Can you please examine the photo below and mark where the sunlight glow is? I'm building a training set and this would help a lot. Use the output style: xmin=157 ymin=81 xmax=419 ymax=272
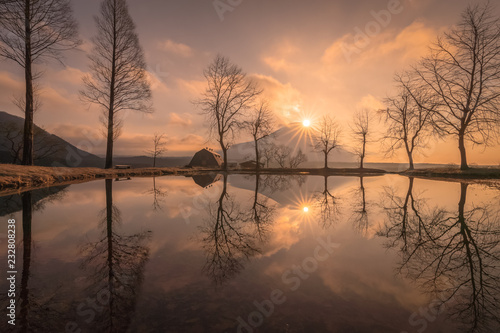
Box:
xmin=302 ymin=119 xmax=311 ymax=127
xmin=303 ymin=206 xmax=309 ymax=213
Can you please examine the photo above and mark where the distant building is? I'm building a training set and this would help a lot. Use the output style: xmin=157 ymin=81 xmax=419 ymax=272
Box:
xmin=240 ymin=160 xmax=264 ymax=169
xmin=188 ymin=148 xmax=223 ymax=168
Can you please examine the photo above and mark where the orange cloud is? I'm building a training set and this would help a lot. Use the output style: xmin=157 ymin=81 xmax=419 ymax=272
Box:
xmin=250 ymin=74 xmax=303 ymax=124
xmin=168 ymin=112 xmax=193 ymax=127
xmin=158 ymin=39 xmax=193 ymax=57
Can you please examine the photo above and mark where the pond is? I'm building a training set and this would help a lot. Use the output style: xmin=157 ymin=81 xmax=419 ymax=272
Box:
xmin=0 ymin=174 xmax=499 ymax=333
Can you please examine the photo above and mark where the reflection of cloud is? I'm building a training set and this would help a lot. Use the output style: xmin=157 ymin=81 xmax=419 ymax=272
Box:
xmin=168 ymin=112 xmax=192 ymax=127
xmin=158 ymin=39 xmax=193 ymax=57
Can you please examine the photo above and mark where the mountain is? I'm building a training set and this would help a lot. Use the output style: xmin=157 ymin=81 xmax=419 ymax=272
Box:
xmin=0 ymin=111 xmax=103 ymax=167
xmin=0 ymin=111 xmax=191 ymax=168
xmin=228 ymin=122 xmax=356 ymax=165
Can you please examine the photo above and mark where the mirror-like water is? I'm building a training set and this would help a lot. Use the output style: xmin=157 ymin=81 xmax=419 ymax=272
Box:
xmin=0 ymin=174 xmax=499 ymax=333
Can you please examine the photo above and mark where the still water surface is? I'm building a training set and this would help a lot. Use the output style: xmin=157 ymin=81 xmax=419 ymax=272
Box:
xmin=0 ymin=174 xmax=499 ymax=333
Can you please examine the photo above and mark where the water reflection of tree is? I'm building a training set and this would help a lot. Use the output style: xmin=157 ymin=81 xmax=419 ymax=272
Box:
xmin=250 ymin=174 xmax=276 ymax=241
xmin=201 ymin=174 xmax=273 ymax=285
xmin=378 ymin=180 xmax=500 ymax=332
xmin=12 ymin=188 xmax=67 ymax=332
xmin=349 ymin=177 xmax=371 ymax=234
xmin=263 ymin=174 xmax=306 ymax=193
xmin=80 ymin=179 xmax=151 ymax=332
xmin=314 ymin=176 xmax=340 ymax=229
xmin=143 ymin=177 xmax=167 ymax=211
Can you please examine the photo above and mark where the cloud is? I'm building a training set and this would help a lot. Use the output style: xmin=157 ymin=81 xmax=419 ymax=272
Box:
xmin=250 ymin=74 xmax=303 ymax=123
xmin=322 ymin=20 xmax=438 ymax=68
xmin=357 ymin=94 xmax=385 ymax=111
xmin=158 ymin=39 xmax=193 ymax=57
xmin=168 ymin=112 xmax=192 ymax=127
xmin=176 ymin=78 xmax=206 ymax=96
xmin=261 ymin=40 xmax=300 ymax=73
xmin=48 ymin=122 xmax=205 ymax=156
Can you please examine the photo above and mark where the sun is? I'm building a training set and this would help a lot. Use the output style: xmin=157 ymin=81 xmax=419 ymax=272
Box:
xmin=302 ymin=119 xmax=311 ymax=127
xmin=303 ymin=206 xmax=310 ymax=213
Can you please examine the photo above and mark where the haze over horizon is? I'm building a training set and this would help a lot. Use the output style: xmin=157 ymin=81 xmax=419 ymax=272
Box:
xmin=1 ymin=0 xmax=499 ymax=165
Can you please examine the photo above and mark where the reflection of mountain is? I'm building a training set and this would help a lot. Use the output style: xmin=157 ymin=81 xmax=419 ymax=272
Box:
xmin=228 ymin=123 xmax=356 ymax=163
xmin=228 ymin=174 xmax=357 ymax=207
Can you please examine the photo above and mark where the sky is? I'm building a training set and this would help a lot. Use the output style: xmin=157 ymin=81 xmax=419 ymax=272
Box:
xmin=0 ymin=0 xmax=499 ymax=164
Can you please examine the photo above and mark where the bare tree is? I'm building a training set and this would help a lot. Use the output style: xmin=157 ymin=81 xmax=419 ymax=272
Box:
xmin=243 ymin=100 xmax=275 ymax=170
xmin=380 ymin=73 xmax=434 ymax=170
xmin=312 ymin=115 xmax=342 ymax=169
xmin=261 ymin=142 xmax=276 ymax=168
xmin=0 ymin=122 xmax=63 ymax=164
xmin=196 ymin=55 xmax=261 ymax=170
xmin=350 ymin=110 xmax=373 ymax=169
xmin=414 ymin=3 xmax=500 ymax=170
xmin=0 ymin=0 xmax=80 ymax=165
xmin=273 ymin=145 xmax=291 ymax=168
xmin=145 ymin=133 xmax=167 ymax=167
xmin=289 ymin=148 xmax=308 ymax=168
xmin=81 ymin=0 xmax=153 ymax=169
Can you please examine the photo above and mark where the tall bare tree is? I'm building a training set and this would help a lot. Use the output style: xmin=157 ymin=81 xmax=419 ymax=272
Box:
xmin=414 ymin=3 xmax=500 ymax=170
xmin=145 ymin=133 xmax=167 ymax=167
xmin=197 ymin=55 xmax=261 ymax=170
xmin=0 ymin=0 xmax=80 ymax=165
xmin=350 ymin=110 xmax=373 ymax=169
xmin=243 ymin=100 xmax=274 ymax=170
xmin=81 ymin=0 xmax=153 ymax=169
xmin=380 ymin=73 xmax=434 ymax=170
xmin=312 ymin=115 xmax=342 ymax=169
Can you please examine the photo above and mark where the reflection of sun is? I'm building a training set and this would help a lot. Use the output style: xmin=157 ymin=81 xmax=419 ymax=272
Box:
xmin=302 ymin=119 xmax=311 ymax=127
xmin=286 ymin=192 xmax=316 ymax=226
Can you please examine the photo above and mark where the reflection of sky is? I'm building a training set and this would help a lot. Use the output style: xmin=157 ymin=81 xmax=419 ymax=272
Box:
xmin=1 ymin=175 xmax=498 ymax=331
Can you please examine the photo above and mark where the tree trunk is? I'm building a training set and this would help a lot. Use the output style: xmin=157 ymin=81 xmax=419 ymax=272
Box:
xmin=153 ymin=155 xmax=156 ymax=167
xmin=105 ymin=109 xmax=114 ymax=169
xmin=458 ymin=131 xmax=468 ymax=170
xmin=105 ymin=2 xmax=118 ymax=170
xmin=324 ymin=152 xmax=328 ymax=169
xmin=222 ymin=146 xmax=228 ymax=171
xmin=407 ymin=149 xmax=414 ymax=170
xmin=360 ymin=134 xmax=366 ymax=169
xmin=22 ymin=0 xmax=34 ymax=166
xmin=254 ymin=137 xmax=260 ymax=171
xmin=404 ymin=140 xmax=414 ymax=170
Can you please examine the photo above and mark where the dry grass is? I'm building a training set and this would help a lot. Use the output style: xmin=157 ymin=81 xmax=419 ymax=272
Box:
xmin=0 ymin=164 xmax=194 ymax=193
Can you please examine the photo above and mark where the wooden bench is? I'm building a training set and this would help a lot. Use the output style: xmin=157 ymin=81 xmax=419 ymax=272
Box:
xmin=114 ymin=165 xmax=131 ymax=169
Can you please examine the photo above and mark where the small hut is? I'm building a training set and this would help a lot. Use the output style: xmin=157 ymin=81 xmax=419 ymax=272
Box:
xmin=188 ymin=148 xmax=223 ymax=168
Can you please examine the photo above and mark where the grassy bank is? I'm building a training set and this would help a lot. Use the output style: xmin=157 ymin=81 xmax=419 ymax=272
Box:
xmin=0 ymin=164 xmax=214 ymax=194
xmin=400 ymin=167 xmax=500 ymax=179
